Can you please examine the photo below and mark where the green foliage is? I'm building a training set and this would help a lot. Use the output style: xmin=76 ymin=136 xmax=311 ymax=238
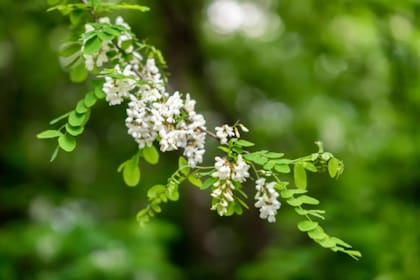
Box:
xmin=37 ymin=81 xmax=105 ymax=160
xmin=118 ymin=151 xmax=141 ymax=187
xmin=143 ymin=145 xmax=159 ymax=165
xmin=137 ymin=157 xmax=189 ymax=226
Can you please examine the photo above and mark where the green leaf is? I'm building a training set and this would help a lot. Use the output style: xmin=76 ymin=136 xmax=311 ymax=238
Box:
xmin=37 ymin=130 xmax=63 ymax=139
xmin=117 ymin=160 xmax=127 ymax=172
xmin=151 ymin=203 xmax=162 ymax=213
xmin=167 ymin=183 xmax=180 ymax=201
xmin=294 ymin=163 xmax=307 ymax=189
xmin=103 ymin=25 xmax=122 ymax=37
xmin=287 ymin=195 xmax=319 ymax=206
xmin=50 ymin=145 xmax=60 ymax=162
xmin=286 ymin=197 xmax=303 ymax=207
xmin=280 ymin=189 xmax=307 ymax=199
xmin=236 ymin=139 xmax=255 ymax=147
xmin=295 ymin=208 xmax=325 ymax=219
xmin=68 ymin=111 xmax=87 ymax=127
xmin=65 ymin=123 xmax=84 ymax=136
xmin=75 ymin=100 xmax=88 ymax=114
xmin=143 ymin=145 xmax=159 ymax=165
xmin=263 ymin=160 xmax=275 ymax=170
xmin=49 ymin=111 xmax=71 ymax=125
xmin=111 ymin=3 xmax=150 ymax=12
xmin=188 ymin=174 xmax=202 ymax=187
xmin=297 ymin=195 xmax=320 ymax=205
xmin=201 ymin=177 xmax=217 ymax=190
xmin=122 ymin=153 xmax=140 ymax=187
xmin=83 ymin=36 xmax=102 ymax=55
xmin=59 ymin=42 xmax=81 ymax=57
xmin=345 ymin=250 xmax=362 ymax=259
xmin=330 ymin=237 xmax=352 ymax=248
xmin=328 ymin=157 xmax=339 ymax=178
xmin=97 ymin=31 xmax=115 ymax=41
xmin=308 ymin=227 xmax=328 ymax=241
xmin=274 ymin=164 xmax=290 ymax=173
xmin=319 ymin=237 xmax=336 ymax=248
xmin=69 ymin=10 xmax=84 ymax=26
xmin=233 ymin=202 xmax=243 ymax=215
xmin=147 ymin=184 xmax=166 ymax=199
xmin=70 ymin=62 xmax=88 ymax=83
xmin=243 ymin=153 xmax=267 ymax=165
xmin=58 ymin=134 xmax=76 ymax=152
xmin=265 ymin=152 xmax=284 ymax=158
xmin=94 ymin=85 xmax=106 ymax=99
xmin=297 ymin=220 xmax=319 ymax=232
xmin=84 ymin=91 xmax=97 ymax=108
xmin=303 ymin=162 xmax=318 ymax=172
xmin=178 ymin=156 xmax=190 ymax=175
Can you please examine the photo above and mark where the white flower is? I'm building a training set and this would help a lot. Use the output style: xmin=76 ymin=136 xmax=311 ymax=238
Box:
xmin=103 ymin=65 xmax=136 ymax=105
xmin=254 ymin=178 xmax=281 ymax=223
xmin=215 ymin=124 xmax=236 ymax=145
xmin=212 ymin=157 xmax=231 ymax=180
xmin=210 ymin=180 xmax=235 ymax=216
xmin=232 ymin=155 xmax=250 ymax=183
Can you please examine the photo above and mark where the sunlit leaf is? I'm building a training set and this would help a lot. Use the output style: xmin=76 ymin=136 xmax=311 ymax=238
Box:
xmin=275 ymin=164 xmax=290 ymax=173
xmin=202 ymin=177 xmax=217 ymax=190
xmin=147 ymin=184 xmax=166 ymax=199
xmin=188 ymin=174 xmax=202 ymax=187
xmin=83 ymin=36 xmax=102 ymax=55
xmin=297 ymin=220 xmax=318 ymax=232
xmin=294 ymin=163 xmax=307 ymax=189
xmin=37 ymin=130 xmax=62 ymax=139
xmin=58 ymin=134 xmax=76 ymax=152
xmin=70 ymin=62 xmax=88 ymax=83
xmin=328 ymin=157 xmax=339 ymax=178
xmin=68 ymin=111 xmax=86 ymax=127
xmin=83 ymin=91 xmax=97 ymax=108
xmin=65 ymin=123 xmax=84 ymax=136
xmin=143 ymin=145 xmax=159 ymax=165
xmin=122 ymin=153 xmax=140 ymax=187
xmin=178 ymin=156 xmax=189 ymax=175
xmin=236 ymin=139 xmax=255 ymax=147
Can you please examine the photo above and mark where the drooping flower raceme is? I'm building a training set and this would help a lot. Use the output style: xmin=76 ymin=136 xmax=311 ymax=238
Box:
xmin=80 ymin=15 xmax=208 ymax=168
xmin=215 ymin=124 xmax=235 ymax=145
xmin=211 ymin=156 xmax=250 ymax=215
xmin=103 ymin=65 xmax=136 ymax=105
xmin=254 ymin=178 xmax=281 ymax=223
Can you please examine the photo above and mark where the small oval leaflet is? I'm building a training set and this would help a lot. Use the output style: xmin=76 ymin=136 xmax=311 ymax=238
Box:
xmin=178 ymin=156 xmax=190 ymax=175
xmin=122 ymin=154 xmax=140 ymax=187
xmin=188 ymin=174 xmax=202 ymax=187
xmin=143 ymin=145 xmax=159 ymax=165
xmin=65 ymin=123 xmax=84 ymax=136
xmin=84 ymin=91 xmax=97 ymax=108
xmin=68 ymin=111 xmax=87 ymax=127
xmin=294 ymin=163 xmax=307 ymax=189
xmin=37 ymin=130 xmax=62 ymax=139
xmin=70 ymin=62 xmax=88 ymax=83
xmin=58 ymin=134 xmax=76 ymax=152
xmin=328 ymin=157 xmax=339 ymax=178
xmin=83 ymin=36 xmax=102 ymax=55
xmin=297 ymin=220 xmax=319 ymax=232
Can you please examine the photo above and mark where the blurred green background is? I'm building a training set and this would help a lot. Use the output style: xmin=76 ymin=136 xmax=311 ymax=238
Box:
xmin=1 ymin=0 xmax=420 ymax=279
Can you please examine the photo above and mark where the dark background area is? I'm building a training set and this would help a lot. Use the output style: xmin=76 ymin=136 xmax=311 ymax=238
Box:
xmin=1 ymin=0 xmax=420 ymax=279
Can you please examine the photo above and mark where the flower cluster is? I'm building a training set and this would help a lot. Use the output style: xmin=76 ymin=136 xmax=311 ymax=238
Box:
xmin=211 ymin=155 xmax=250 ymax=215
xmin=215 ymin=124 xmax=248 ymax=145
xmin=254 ymin=178 xmax=281 ymax=223
xmin=83 ymin=17 xmax=136 ymax=71
xmin=81 ymin=16 xmax=206 ymax=168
